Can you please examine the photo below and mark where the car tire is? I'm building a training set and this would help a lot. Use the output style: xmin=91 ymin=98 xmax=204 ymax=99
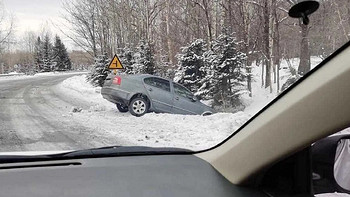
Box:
xmin=202 ymin=112 xmax=213 ymax=116
xmin=129 ymin=97 xmax=149 ymax=117
xmin=116 ymin=103 xmax=129 ymax=113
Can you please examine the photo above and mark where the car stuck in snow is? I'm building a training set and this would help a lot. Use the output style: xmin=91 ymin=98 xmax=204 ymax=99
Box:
xmin=101 ymin=74 xmax=214 ymax=116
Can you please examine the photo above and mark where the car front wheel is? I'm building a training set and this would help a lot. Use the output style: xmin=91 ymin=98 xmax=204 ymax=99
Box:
xmin=116 ymin=103 xmax=129 ymax=113
xmin=129 ymin=97 xmax=149 ymax=117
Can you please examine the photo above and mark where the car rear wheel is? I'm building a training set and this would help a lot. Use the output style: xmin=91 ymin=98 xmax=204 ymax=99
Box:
xmin=202 ymin=112 xmax=213 ymax=116
xmin=116 ymin=103 xmax=128 ymax=113
xmin=129 ymin=97 xmax=149 ymax=117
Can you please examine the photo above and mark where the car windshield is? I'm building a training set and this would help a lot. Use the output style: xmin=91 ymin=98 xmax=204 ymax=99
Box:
xmin=0 ymin=0 xmax=349 ymax=153
xmin=173 ymin=83 xmax=193 ymax=98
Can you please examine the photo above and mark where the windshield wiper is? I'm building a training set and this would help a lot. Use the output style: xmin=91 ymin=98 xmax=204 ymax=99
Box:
xmin=56 ymin=146 xmax=192 ymax=158
xmin=0 ymin=146 xmax=192 ymax=164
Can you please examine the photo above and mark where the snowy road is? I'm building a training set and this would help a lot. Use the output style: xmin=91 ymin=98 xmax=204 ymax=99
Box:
xmin=0 ymin=74 xmax=251 ymax=152
xmin=0 ymin=73 xmax=119 ymax=152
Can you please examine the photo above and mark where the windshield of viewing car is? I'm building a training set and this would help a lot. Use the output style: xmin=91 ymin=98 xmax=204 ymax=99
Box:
xmin=0 ymin=0 xmax=349 ymax=153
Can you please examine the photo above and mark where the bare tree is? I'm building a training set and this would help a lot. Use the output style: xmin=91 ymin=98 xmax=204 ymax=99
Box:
xmin=0 ymin=1 xmax=14 ymax=53
xmin=21 ymin=31 xmax=36 ymax=53
xmin=61 ymin=0 xmax=98 ymax=57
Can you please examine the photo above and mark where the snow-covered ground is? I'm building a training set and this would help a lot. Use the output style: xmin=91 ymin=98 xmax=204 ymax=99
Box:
xmin=52 ymin=57 xmax=328 ymax=150
xmin=56 ymin=75 xmax=249 ymax=150
xmin=0 ymin=71 xmax=88 ymax=82
xmin=0 ymin=57 xmax=330 ymax=150
xmin=242 ymin=57 xmax=323 ymax=116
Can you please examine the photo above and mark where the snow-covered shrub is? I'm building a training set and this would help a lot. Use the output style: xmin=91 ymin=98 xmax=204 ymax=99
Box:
xmin=175 ymin=39 xmax=206 ymax=92
xmin=199 ymin=34 xmax=247 ymax=110
xmin=86 ymin=53 xmax=110 ymax=87
xmin=131 ymin=41 xmax=157 ymax=75
xmin=118 ymin=47 xmax=134 ymax=74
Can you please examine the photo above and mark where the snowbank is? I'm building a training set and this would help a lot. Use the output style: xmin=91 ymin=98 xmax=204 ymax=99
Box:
xmin=242 ymin=56 xmax=323 ymax=116
xmin=58 ymin=75 xmax=115 ymax=110
xmin=0 ymin=71 xmax=88 ymax=82
xmin=57 ymin=75 xmax=249 ymax=150
xmin=0 ymin=74 xmax=33 ymax=81
xmin=34 ymin=71 xmax=89 ymax=76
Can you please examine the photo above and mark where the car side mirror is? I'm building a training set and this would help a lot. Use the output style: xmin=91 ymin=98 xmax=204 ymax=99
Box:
xmin=334 ymin=139 xmax=350 ymax=191
xmin=312 ymin=135 xmax=350 ymax=195
xmin=187 ymin=95 xmax=197 ymax=102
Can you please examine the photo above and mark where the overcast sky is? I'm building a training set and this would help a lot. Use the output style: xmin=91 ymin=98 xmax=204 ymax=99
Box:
xmin=2 ymin=0 xmax=74 ymax=50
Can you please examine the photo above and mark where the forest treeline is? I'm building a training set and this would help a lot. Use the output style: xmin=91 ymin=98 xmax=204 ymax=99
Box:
xmin=0 ymin=0 xmax=348 ymax=110
xmin=64 ymin=0 xmax=350 ymax=95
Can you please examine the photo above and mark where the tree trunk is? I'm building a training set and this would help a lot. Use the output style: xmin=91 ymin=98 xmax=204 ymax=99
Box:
xmin=242 ymin=1 xmax=252 ymax=97
xmin=261 ymin=63 xmax=264 ymax=88
xmin=276 ymin=27 xmax=281 ymax=93
xmin=263 ymin=0 xmax=272 ymax=92
xmin=165 ymin=0 xmax=174 ymax=65
xmin=273 ymin=0 xmax=281 ymax=93
xmin=247 ymin=59 xmax=252 ymax=97
xmin=273 ymin=63 xmax=276 ymax=83
xmin=298 ymin=23 xmax=310 ymax=76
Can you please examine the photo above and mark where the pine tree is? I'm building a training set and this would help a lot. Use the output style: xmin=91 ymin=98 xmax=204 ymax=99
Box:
xmin=118 ymin=47 xmax=134 ymax=74
xmin=175 ymin=39 xmax=206 ymax=92
xmin=34 ymin=36 xmax=43 ymax=72
xmin=86 ymin=53 xmax=110 ymax=87
xmin=52 ymin=35 xmax=72 ymax=71
xmin=132 ymin=41 xmax=156 ymax=75
xmin=210 ymin=34 xmax=247 ymax=109
xmin=196 ymin=34 xmax=247 ymax=109
xmin=142 ymin=42 xmax=156 ymax=75
xmin=196 ymin=49 xmax=220 ymax=101
xmin=41 ymin=34 xmax=54 ymax=72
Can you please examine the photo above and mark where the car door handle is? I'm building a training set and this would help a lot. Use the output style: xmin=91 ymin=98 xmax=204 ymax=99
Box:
xmin=175 ymin=97 xmax=179 ymax=100
xmin=148 ymin=88 xmax=152 ymax=92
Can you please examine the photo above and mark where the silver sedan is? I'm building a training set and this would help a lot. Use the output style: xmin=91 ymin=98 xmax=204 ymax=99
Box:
xmin=101 ymin=74 xmax=214 ymax=117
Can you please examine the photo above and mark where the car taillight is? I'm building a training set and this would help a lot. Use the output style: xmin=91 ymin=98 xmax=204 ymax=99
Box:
xmin=113 ymin=76 xmax=122 ymax=85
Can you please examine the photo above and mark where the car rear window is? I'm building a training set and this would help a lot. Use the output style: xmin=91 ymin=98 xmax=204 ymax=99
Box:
xmin=144 ymin=77 xmax=170 ymax=92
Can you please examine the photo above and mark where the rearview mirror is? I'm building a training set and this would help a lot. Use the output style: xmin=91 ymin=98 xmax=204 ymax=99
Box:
xmin=334 ymin=139 xmax=350 ymax=191
xmin=288 ymin=0 xmax=320 ymax=25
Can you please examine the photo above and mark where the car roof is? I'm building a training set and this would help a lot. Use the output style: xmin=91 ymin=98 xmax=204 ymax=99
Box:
xmin=136 ymin=74 xmax=171 ymax=81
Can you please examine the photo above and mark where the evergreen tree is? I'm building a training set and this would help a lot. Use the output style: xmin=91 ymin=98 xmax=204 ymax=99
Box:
xmin=52 ymin=35 xmax=72 ymax=71
xmin=210 ymin=34 xmax=247 ymax=109
xmin=118 ymin=47 xmax=134 ymax=74
xmin=132 ymin=41 xmax=156 ymax=75
xmin=196 ymin=34 xmax=246 ymax=109
xmin=175 ymin=39 xmax=206 ymax=92
xmin=34 ymin=36 xmax=43 ymax=72
xmin=196 ymin=49 xmax=220 ymax=101
xmin=41 ymin=34 xmax=54 ymax=72
xmin=86 ymin=53 xmax=110 ymax=87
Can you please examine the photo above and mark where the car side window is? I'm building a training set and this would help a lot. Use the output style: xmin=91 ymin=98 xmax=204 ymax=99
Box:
xmin=173 ymin=83 xmax=193 ymax=98
xmin=144 ymin=77 xmax=170 ymax=92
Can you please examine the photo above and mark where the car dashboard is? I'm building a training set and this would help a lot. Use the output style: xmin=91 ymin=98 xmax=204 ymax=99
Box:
xmin=0 ymin=155 xmax=266 ymax=197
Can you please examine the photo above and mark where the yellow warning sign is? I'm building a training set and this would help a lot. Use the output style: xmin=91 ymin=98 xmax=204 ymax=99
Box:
xmin=108 ymin=55 xmax=124 ymax=70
